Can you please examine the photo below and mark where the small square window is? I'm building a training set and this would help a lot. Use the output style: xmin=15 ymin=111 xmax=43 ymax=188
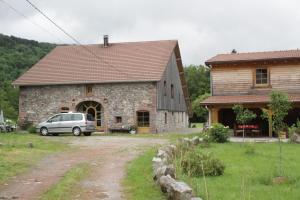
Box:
xmin=115 ymin=116 xmax=122 ymax=123
xmin=255 ymin=68 xmax=269 ymax=85
xmin=86 ymin=85 xmax=93 ymax=96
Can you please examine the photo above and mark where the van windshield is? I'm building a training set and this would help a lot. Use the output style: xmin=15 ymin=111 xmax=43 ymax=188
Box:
xmin=86 ymin=114 xmax=95 ymax=121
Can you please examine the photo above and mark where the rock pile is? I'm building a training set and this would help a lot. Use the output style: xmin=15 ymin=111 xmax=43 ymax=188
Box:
xmin=152 ymin=136 xmax=203 ymax=200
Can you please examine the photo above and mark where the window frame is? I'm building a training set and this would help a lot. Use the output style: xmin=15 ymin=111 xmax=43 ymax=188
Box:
xmin=171 ymin=84 xmax=174 ymax=99
xmin=254 ymin=67 xmax=270 ymax=87
xmin=86 ymin=85 xmax=93 ymax=96
xmin=163 ymin=80 xmax=167 ymax=96
xmin=137 ymin=111 xmax=150 ymax=127
xmin=115 ymin=116 xmax=122 ymax=123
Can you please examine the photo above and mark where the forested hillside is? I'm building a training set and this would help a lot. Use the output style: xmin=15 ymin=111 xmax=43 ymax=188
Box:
xmin=0 ymin=33 xmax=56 ymax=121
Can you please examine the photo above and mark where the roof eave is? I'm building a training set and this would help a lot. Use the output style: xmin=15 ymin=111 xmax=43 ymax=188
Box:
xmin=13 ymin=79 xmax=160 ymax=87
xmin=205 ymin=57 xmax=300 ymax=66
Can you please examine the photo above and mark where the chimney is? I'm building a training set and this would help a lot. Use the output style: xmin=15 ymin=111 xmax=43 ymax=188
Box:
xmin=103 ymin=35 xmax=109 ymax=47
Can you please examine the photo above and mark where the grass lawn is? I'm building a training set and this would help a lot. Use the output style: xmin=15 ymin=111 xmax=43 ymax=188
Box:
xmin=176 ymin=142 xmax=300 ymax=200
xmin=123 ymin=147 xmax=166 ymax=200
xmin=0 ymin=133 xmax=68 ymax=184
xmin=41 ymin=163 xmax=90 ymax=200
xmin=191 ymin=123 xmax=203 ymax=129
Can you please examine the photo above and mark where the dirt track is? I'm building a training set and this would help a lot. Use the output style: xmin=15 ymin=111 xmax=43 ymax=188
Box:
xmin=0 ymin=136 xmax=167 ymax=200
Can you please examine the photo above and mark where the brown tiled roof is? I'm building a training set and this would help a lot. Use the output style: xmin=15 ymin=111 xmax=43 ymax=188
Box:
xmin=13 ymin=40 xmax=178 ymax=86
xmin=205 ymin=49 xmax=300 ymax=65
xmin=201 ymin=94 xmax=300 ymax=105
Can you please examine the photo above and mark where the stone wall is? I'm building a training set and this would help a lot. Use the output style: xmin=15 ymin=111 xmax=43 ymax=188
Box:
xmin=155 ymin=111 xmax=189 ymax=133
xmin=19 ymin=82 xmax=157 ymax=132
xmin=19 ymin=81 xmax=189 ymax=133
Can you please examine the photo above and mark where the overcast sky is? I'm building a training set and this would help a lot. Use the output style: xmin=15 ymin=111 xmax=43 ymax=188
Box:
xmin=1 ymin=0 xmax=300 ymax=65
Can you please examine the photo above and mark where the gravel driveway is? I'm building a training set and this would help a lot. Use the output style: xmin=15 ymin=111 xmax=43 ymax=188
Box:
xmin=0 ymin=136 xmax=167 ymax=200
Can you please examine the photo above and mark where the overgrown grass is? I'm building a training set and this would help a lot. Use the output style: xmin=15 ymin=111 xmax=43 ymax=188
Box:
xmin=175 ymin=142 xmax=300 ymax=200
xmin=0 ymin=133 xmax=68 ymax=183
xmin=123 ymin=148 xmax=166 ymax=200
xmin=41 ymin=163 xmax=90 ymax=200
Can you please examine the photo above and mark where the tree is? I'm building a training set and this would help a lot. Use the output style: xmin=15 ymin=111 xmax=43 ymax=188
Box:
xmin=264 ymin=90 xmax=291 ymax=177
xmin=191 ymin=93 xmax=210 ymax=122
xmin=0 ymin=33 xmax=55 ymax=121
xmin=184 ymin=65 xmax=210 ymax=101
xmin=233 ymin=104 xmax=257 ymax=143
xmin=184 ymin=65 xmax=210 ymax=122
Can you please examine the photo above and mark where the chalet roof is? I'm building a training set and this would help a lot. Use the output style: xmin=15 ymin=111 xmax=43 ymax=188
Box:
xmin=13 ymin=40 xmax=179 ymax=86
xmin=201 ymin=94 xmax=300 ymax=105
xmin=205 ymin=49 xmax=300 ymax=65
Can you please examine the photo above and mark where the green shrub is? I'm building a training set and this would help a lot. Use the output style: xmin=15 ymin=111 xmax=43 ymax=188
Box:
xmin=208 ymin=123 xmax=230 ymax=143
xmin=181 ymin=150 xmax=225 ymax=177
xmin=27 ymin=125 xmax=36 ymax=133
xmin=201 ymin=131 xmax=211 ymax=148
xmin=288 ymin=120 xmax=300 ymax=143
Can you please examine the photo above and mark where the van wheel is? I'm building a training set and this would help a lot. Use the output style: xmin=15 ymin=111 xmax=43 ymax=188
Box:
xmin=73 ymin=127 xmax=81 ymax=136
xmin=40 ymin=127 xmax=48 ymax=136
xmin=83 ymin=132 xmax=91 ymax=136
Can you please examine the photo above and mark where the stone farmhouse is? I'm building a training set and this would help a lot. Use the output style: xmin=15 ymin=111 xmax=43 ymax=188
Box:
xmin=13 ymin=37 xmax=191 ymax=133
xmin=202 ymin=50 xmax=300 ymax=137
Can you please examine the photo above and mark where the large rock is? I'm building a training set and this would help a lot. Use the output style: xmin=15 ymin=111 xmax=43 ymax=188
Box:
xmin=152 ymin=157 xmax=166 ymax=171
xmin=153 ymin=164 xmax=175 ymax=181
xmin=162 ymin=144 xmax=177 ymax=156
xmin=191 ymin=136 xmax=200 ymax=145
xmin=158 ymin=175 xmax=176 ymax=193
xmin=157 ymin=149 xmax=170 ymax=161
xmin=169 ymin=181 xmax=193 ymax=200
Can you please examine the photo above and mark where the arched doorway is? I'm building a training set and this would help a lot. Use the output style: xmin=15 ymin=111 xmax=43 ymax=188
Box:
xmin=76 ymin=101 xmax=103 ymax=129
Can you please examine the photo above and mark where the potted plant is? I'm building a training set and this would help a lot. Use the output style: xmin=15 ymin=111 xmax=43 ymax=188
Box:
xmin=129 ymin=125 xmax=136 ymax=134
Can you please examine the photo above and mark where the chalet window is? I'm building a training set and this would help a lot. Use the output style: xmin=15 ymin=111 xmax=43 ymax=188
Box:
xmin=86 ymin=85 xmax=93 ymax=96
xmin=165 ymin=113 xmax=167 ymax=124
xmin=171 ymin=84 xmax=174 ymax=98
xmin=255 ymin=68 xmax=269 ymax=85
xmin=115 ymin=116 xmax=122 ymax=123
xmin=178 ymin=93 xmax=180 ymax=104
xmin=137 ymin=111 xmax=150 ymax=127
xmin=163 ymin=81 xmax=167 ymax=96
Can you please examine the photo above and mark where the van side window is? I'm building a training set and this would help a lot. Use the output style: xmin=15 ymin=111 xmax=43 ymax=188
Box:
xmin=61 ymin=114 xmax=72 ymax=121
xmin=72 ymin=114 xmax=83 ymax=121
xmin=49 ymin=115 xmax=61 ymax=122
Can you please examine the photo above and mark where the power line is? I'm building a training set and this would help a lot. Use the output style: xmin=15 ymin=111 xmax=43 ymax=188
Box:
xmin=24 ymin=0 xmax=131 ymax=77
xmin=0 ymin=0 xmax=63 ymax=43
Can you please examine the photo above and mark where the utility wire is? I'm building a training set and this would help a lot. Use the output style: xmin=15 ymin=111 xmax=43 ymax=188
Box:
xmin=24 ymin=0 xmax=131 ymax=77
xmin=0 ymin=0 xmax=63 ymax=43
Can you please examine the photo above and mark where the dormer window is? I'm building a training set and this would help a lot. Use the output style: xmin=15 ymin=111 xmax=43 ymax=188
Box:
xmin=255 ymin=68 xmax=269 ymax=85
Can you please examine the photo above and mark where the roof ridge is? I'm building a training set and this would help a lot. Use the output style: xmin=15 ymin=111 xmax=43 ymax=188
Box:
xmin=57 ymin=39 xmax=178 ymax=47
xmin=217 ymin=48 xmax=300 ymax=56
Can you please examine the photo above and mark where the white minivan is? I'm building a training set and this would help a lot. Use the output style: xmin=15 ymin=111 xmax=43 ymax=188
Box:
xmin=36 ymin=113 xmax=96 ymax=136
